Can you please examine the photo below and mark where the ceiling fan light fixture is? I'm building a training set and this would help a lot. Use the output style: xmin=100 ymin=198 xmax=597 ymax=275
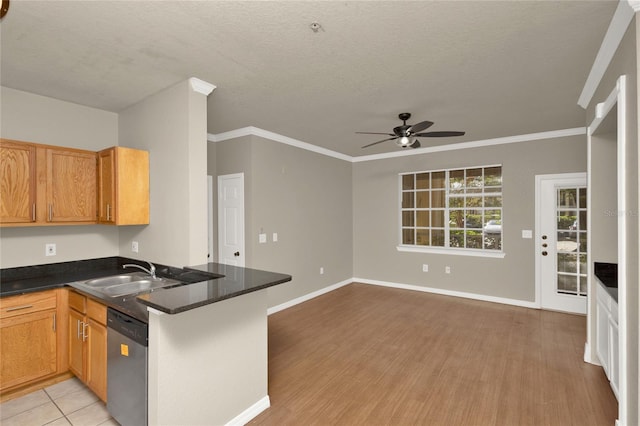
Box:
xmin=396 ymin=135 xmax=416 ymax=147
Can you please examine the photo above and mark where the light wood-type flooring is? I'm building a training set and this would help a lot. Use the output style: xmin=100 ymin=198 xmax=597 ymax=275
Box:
xmin=251 ymin=283 xmax=617 ymax=426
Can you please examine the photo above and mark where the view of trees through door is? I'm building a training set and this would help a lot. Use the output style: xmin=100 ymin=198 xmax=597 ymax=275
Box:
xmin=556 ymin=186 xmax=588 ymax=297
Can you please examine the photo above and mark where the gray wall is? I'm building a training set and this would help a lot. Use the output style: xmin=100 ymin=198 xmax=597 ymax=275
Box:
xmin=210 ymin=136 xmax=353 ymax=308
xmin=590 ymin=126 xmax=618 ymax=264
xmin=0 ymin=87 xmax=120 ymax=268
xmin=353 ymin=136 xmax=586 ymax=302
xmin=118 ymin=80 xmax=210 ymax=267
xmin=586 ymin=17 xmax=638 ymax=424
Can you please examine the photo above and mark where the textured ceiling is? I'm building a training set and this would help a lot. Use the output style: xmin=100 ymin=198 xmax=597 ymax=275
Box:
xmin=1 ymin=1 xmax=617 ymax=157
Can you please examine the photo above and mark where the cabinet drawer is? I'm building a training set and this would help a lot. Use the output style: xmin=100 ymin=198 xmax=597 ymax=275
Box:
xmin=87 ymin=299 xmax=106 ymax=325
xmin=0 ymin=290 xmax=56 ymax=319
xmin=68 ymin=291 xmax=86 ymax=314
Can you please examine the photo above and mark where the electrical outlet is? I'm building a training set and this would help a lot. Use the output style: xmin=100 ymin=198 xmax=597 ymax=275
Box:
xmin=422 ymin=264 xmax=429 ymax=272
xmin=273 ymin=232 xmax=278 ymax=242
xmin=320 ymin=267 xmax=324 ymax=275
xmin=45 ymin=243 xmax=56 ymax=256
xmin=445 ymin=266 xmax=451 ymax=274
xmin=131 ymin=241 xmax=139 ymax=253
xmin=259 ymin=233 xmax=267 ymax=243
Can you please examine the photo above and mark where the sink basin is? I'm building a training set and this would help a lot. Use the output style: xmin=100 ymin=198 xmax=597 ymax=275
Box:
xmin=74 ymin=272 xmax=181 ymax=297
xmin=83 ymin=272 xmax=149 ymax=288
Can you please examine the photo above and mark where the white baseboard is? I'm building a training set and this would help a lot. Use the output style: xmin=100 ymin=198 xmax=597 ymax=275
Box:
xmin=267 ymin=279 xmax=351 ymax=315
xmin=225 ymin=395 xmax=270 ymax=426
xmin=268 ymin=277 xmax=539 ymax=317
xmin=354 ymin=277 xmax=539 ymax=309
xmin=583 ymin=342 xmax=601 ymax=365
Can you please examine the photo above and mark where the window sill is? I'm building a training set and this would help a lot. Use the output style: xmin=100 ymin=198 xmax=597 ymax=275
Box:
xmin=396 ymin=245 xmax=506 ymax=258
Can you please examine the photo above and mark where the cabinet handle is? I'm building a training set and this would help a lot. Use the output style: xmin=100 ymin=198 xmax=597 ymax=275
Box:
xmin=5 ymin=304 xmax=34 ymax=312
xmin=48 ymin=204 xmax=53 ymax=221
xmin=77 ymin=320 xmax=82 ymax=340
xmin=32 ymin=204 xmax=36 ymax=222
xmin=106 ymin=204 xmax=111 ymax=221
xmin=53 ymin=313 xmax=56 ymax=332
xmin=82 ymin=322 xmax=88 ymax=342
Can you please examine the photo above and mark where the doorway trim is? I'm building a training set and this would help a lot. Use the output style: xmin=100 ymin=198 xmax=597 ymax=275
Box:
xmin=586 ymin=75 xmax=627 ymax=424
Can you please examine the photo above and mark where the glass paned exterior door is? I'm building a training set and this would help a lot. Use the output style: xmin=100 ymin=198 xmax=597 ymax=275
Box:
xmin=556 ymin=187 xmax=587 ymax=297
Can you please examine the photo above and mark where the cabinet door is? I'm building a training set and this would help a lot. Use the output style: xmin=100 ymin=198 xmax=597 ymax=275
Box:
xmin=595 ymin=301 xmax=609 ymax=377
xmin=0 ymin=140 xmax=36 ymax=223
xmin=68 ymin=309 xmax=85 ymax=381
xmin=86 ymin=318 xmax=108 ymax=402
xmin=0 ymin=309 xmax=57 ymax=391
xmin=46 ymin=148 xmax=97 ymax=223
xmin=97 ymin=148 xmax=115 ymax=224
xmin=608 ymin=318 xmax=619 ymax=399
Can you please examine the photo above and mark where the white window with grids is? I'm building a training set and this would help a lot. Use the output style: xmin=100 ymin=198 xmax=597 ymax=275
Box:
xmin=399 ymin=165 xmax=503 ymax=257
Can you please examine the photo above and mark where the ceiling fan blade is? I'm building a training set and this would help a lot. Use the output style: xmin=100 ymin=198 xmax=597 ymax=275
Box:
xmin=414 ymin=131 xmax=466 ymax=137
xmin=355 ymin=131 xmax=395 ymax=136
xmin=410 ymin=139 xmax=421 ymax=148
xmin=408 ymin=121 xmax=434 ymax=133
xmin=361 ymin=136 xmax=397 ymax=148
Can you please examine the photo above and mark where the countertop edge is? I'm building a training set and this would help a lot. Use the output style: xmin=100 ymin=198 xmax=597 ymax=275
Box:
xmin=136 ymin=276 xmax=292 ymax=314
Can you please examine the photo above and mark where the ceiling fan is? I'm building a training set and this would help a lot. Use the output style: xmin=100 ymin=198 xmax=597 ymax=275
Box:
xmin=357 ymin=112 xmax=465 ymax=149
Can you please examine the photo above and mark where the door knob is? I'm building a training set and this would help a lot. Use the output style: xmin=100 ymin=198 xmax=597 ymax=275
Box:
xmin=542 ymin=251 xmax=548 ymax=256
xmin=234 ymin=251 xmax=240 ymax=257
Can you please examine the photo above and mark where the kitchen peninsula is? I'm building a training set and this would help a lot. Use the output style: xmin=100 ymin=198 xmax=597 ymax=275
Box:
xmin=0 ymin=257 xmax=292 ymax=425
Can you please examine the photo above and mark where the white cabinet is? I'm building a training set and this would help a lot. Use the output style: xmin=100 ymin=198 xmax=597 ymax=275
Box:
xmin=596 ymin=283 xmax=618 ymax=400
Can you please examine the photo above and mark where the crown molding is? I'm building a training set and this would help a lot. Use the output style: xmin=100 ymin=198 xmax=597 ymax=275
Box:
xmin=189 ymin=77 xmax=216 ymax=96
xmin=628 ymin=0 xmax=640 ymax=12
xmin=578 ymin=1 xmax=635 ymax=108
xmin=209 ymin=126 xmax=586 ymax=164
xmin=209 ymin=126 xmax=352 ymax=162
xmin=352 ymin=127 xmax=586 ymax=163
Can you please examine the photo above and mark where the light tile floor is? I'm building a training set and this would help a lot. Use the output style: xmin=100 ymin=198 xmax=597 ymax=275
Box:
xmin=0 ymin=378 xmax=119 ymax=426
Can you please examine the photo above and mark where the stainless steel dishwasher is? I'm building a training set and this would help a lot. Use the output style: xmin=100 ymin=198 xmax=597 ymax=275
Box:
xmin=107 ymin=308 xmax=148 ymax=426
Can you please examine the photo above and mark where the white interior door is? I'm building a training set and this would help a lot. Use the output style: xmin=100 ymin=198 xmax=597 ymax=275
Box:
xmin=217 ymin=173 xmax=245 ymax=267
xmin=536 ymin=173 xmax=588 ymax=314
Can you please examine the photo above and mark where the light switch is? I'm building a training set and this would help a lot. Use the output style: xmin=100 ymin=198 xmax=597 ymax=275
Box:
xmin=272 ymin=233 xmax=278 ymax=242
xmin=522 ymin=230 xmax=533 ymax=239
xmin=259 ymin=233 xmax=267 ymax=243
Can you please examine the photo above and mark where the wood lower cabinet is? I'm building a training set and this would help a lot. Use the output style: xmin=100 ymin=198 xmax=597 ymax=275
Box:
xmin=97 ymin=146 xmax=149 ymax=225
xmin=0 ymin=290 xmax=64 ymax=393
xmin=68 ymin=291 xmax=107 ymax=402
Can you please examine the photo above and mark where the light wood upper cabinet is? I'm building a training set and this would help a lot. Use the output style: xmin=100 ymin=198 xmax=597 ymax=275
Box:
xmin=0 ymin=140 xmax=37 ymax=224
xmin=46 ymin=148 xmax=97 ymax=223
xmin=97 ymin=146 xmax=149 ymax=225
xmin=1 ymin=139 xmax=97 ymax=226
xmin=1 ymin=139 xmax=149 ymax=227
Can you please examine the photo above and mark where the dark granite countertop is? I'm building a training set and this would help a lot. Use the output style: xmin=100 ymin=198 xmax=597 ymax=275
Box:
xmin=1 ymin=257 xmax=292 ymax=322
xmin=136 ymin=262 xmax=292 ymax=314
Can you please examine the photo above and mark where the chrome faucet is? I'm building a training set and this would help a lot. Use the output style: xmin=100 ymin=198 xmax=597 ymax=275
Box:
xmin=123 ymin=261 xmax=157 ymax=279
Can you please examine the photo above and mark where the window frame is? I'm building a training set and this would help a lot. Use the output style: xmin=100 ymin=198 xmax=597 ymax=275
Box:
xmin=397 ymin=164 xmax=506 ymax=258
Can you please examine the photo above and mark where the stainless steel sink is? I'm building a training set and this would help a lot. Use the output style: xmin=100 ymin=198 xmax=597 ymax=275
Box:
xmin=83 ymin=272 xmax=149 ymax=288
xmin=74 ymin=272 xmax=181 ymax=297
